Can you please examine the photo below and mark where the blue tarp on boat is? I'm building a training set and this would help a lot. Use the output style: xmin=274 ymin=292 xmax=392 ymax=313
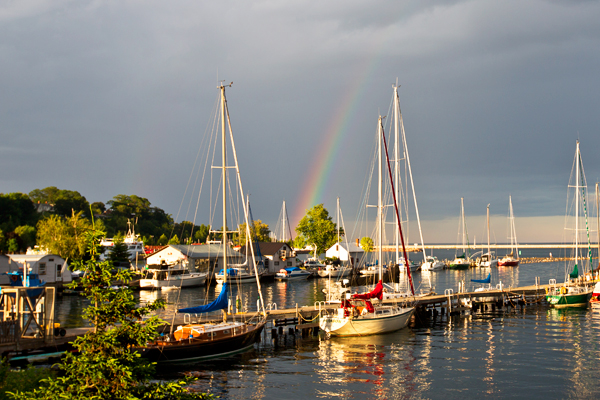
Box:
xmin=177 ymin=283 xmax=229 ymax=314
xmin=218 ymin=268 xmax=239 ymax=276
xmin=471 ymin=273 xmax=491 ymax=284
xmin=284 ymin=267 xmax=302 ymax=272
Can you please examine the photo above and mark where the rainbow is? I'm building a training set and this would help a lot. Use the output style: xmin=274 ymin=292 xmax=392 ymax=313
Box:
xmin=291 ymin=58 xmax=385 ymax=227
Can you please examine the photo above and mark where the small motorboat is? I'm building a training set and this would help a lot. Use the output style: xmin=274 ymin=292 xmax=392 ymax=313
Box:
xmin=275 ymin=267 xmax=311 ymax=281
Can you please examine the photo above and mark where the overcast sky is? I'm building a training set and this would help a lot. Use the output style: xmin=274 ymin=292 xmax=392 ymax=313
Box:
xmin=2 ymin=0 xmax=600 ymax=243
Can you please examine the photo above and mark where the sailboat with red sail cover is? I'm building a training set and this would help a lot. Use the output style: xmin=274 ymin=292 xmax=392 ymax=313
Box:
xmin=319 ymin=114 xmax=415 ymax=337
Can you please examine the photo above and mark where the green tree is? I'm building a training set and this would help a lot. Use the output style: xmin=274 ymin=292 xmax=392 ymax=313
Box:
xmin=295 ymin=204 xmax=338 ymax=256
xmin=157 ymin=234 xmax=169 ymax=246
xmin=0 ymin=193 xmax=38 ymax=233
xmin=360 ymin=236 xmax=374 ymax=253
xmin=29 ymin=187 xmax=89 ymax=217
xmin=14 ymin=225 xmax=36 ymax=251
xmin=109 ymin=234 xmax=130 ymax=264
xmin=168 ymin=234 xmax=180 ymax=245
xmin=236 ymin=220 xmax=271 ymax=246
xmin=6 ymin=238 xmax=18 ymax=254
xmin=36 ymin=212 xmax=94 ymax=260
xmin=292 ymin=235 xmax=306 ymax=249
xmin=90 ymin=201 xmax=106 ymax=216
xmin=193 ymin=224 xmax=210 ymax=243
xmin=9 ymin=227 xmax=211 ymax=399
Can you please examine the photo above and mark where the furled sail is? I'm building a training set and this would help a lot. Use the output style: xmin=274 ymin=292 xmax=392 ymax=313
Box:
xmin=351 ymin=280 xmax=384 ymax=301
xmin=471 ymin=273 xmax=491 ymax=284
xmin=178 ymin=283 xmax=228 ymax=313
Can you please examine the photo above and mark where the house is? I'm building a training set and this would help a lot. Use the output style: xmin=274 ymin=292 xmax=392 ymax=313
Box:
xmin=2 ymin=254 xmax=72 ymax=288
xmin=145 ymin=244 xmax=244 ymax=278
xmin=239 ymin=242 xmax=298 ymax=273
xmin=325 ymin=241 xmax=364 ymax=267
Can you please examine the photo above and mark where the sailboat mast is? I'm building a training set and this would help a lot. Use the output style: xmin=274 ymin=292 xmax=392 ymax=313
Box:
xmin=487 ymin=204 xmax=491 ymax=257
xmin=597 ymin=182 xmax=599 ymax=271
xmin=461 ymin=198 xmax=466 ymax=255
xmin=575 ymin=141 xmax=580 ymax=270
xmin=395 ymin=84 xmax=427 ymax=263
xmin=220 ymin=83 xmax=229 ymax=286
xmin=282 ymin=200 xmax=287 ymax=242
xmin=393 ymin=83 xmax=400 ymax=265
xmin=337 ymin=197 xmax=340 ymax=259
xmin=378 ymin=116 xmax=384 ymax=281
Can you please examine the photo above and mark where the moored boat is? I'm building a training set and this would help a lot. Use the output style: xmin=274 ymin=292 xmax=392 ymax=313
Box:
xmin=545 ymin=141 xmax=593 ymax=308
xmin=275 ymin=267 xmax=311 ymax=280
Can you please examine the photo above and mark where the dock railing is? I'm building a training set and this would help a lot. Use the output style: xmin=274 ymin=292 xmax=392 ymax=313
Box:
xmin=0 ymin=286 xmax=55 ymax=346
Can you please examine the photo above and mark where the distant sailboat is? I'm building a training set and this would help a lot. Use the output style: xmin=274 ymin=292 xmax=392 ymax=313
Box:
xmin=477 ymin=204 xmax=498 ymax=268
xmin=546 ymin=141 xmax=593 ymax=307
xmin=447 ymin=198 xmax=471 ymax=270
xmin=498 ymin=196 xmax=520 ymax=267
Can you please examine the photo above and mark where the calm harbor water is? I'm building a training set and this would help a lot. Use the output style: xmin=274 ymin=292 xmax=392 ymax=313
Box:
xmin=55 ymin=248 xmax=600 ymax=399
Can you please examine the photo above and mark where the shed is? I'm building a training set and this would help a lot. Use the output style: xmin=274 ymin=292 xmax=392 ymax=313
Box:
xmin=3 ymin=254 xmax=72 ymax=288
xmin=325 ymin=242 xmax=364 ymax=266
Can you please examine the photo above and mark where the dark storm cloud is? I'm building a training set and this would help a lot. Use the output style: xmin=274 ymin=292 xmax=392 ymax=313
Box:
xmin=1 ymin=0 xmax=599 ymax=242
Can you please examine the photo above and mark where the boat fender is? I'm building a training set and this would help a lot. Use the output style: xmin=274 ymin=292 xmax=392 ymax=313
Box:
xmin=560 ymin=287 xmax=565 ymax=295
xmin=545 ymin=287 xmax=548 ymax=294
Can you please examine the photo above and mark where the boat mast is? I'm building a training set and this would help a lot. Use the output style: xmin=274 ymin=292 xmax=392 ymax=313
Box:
xmin=378 ymin=116 xmax=384 ymax=282
xmin=220 ymin=83 xmax=229 ymax=289
xmin=337 ymin=197 xmax=340 ymax=259
xmin=393 ymin=83 xmax=400 ymax=265
xmin=282 ymin=200 xmax=287 ymax=242
xmin=575 ymin=141 xmax=580 ymax=273
xmin=394 ymin=82 xmax=427 ymax=264
xmin=487 ymin=204 xmax=491 ymax=258
xmin=597 ymin=182 xmax=599 ymax=272
xmin=461 ymin=198 xmax=466 ymax=256
xmin=220 ymin=82 xmax=266 ymax=314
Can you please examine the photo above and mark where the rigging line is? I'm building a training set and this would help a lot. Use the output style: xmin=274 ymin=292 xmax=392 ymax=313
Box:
xmin=381 ymin=120 xmax=415 ymax=296
xmin=578 ymin=153 xmax=592 ymax=271
xmin=171 ymin=95 xmax=220 ymax=242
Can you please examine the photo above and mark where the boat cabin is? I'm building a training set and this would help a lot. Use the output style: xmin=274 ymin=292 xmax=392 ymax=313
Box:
xmin=145 ymin=244 xmax=244 ymax=279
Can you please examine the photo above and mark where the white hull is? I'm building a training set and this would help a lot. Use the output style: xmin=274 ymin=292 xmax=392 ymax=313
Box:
xmin=215 ymin=273 xmax=259 ymax=284
xmin=421 ymin=261 xmax=444 ymax=271
xmin=320 ymin=305 xmax=414 ymax=336
xmin=275 ymin=270 xmax=311 ymax=280
xmin=478 ymin=259 xmax=499 ymax=268
xmin=317 ymin=267 xmax=350 ymax=278
xmin=140 ymin=273 xmax=206 ymax=289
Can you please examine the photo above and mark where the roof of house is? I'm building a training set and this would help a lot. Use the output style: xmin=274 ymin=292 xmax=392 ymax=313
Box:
xmin=326 ymin=242 xmax=364 ymax=253
xmin=238 ymin=242 xmax=289 ymax=256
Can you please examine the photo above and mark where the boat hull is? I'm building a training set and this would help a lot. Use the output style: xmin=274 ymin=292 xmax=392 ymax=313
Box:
xmin=138 ymin=322 xmax=265 ymax=363
xmin=498 ymin=260 xmax=519 ymax=267
xmin=275 ymin=273 xmax=311 ymax=281
xmin=546 ymin=289 xmax=592 ymax=308
xmin=317 ymin=268 xmax=350 ymax=278
xmin=215 ymin=274 xmax=259 ymax=284
xmin=320 ymin=306 xmax=414 ymax=337
xmin=139 ymin=273 xmax=206 ymax=289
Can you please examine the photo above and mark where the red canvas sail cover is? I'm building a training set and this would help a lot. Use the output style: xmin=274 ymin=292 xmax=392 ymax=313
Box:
xmin=352 ymin=280 xmax=383 ymax=301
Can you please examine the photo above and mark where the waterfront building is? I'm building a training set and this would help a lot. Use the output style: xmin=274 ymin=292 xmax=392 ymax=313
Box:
xmin=1 ymin=254 xmax=72 ymax=288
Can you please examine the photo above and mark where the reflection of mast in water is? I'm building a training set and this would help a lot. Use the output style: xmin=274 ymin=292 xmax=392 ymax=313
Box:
xmin=315 ymin=334 xmax=419 ymax=398
xmin=483 ymin=320 xmax=497 ymax=393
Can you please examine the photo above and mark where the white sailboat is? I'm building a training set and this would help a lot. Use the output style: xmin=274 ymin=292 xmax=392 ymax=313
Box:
xmin=447 ymin=198 xmax=471 ymax=270
xmin=320 ymin=115 xmax=414 ymax=337
xmin=477 ymin=204 xmax=498 ymax=268
xmin=498 ymin=196 xmax=520 ymax=267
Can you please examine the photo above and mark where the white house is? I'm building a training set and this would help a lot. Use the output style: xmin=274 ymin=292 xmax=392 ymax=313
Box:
xmin=325 ymin=242 xmax=364 ymax=267
xmin=2 ymin=254 xmax=72 ymax=288
xmin=238 ymin=242 xmax=298 ymax=274
xmin=145 ymin=244 xmax=244 ymax=278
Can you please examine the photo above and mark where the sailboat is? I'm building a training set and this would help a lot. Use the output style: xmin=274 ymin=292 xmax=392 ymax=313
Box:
xmin=497 ymin=196 xmax=520 ymax=267
xmin=318 ymin=197 xmax=351 ymax=279
xmin=477 ymin=204 xmax=498 ymax=268
xmin=546 ymin=140 xmax=593 ymax=308
xmin=447 ymin=198 xmax=471 ymax=270
xmin=138 ymin=83 xmax=265 ymax=362
xmin=319 ymin=115 xmax=414 ymax=337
